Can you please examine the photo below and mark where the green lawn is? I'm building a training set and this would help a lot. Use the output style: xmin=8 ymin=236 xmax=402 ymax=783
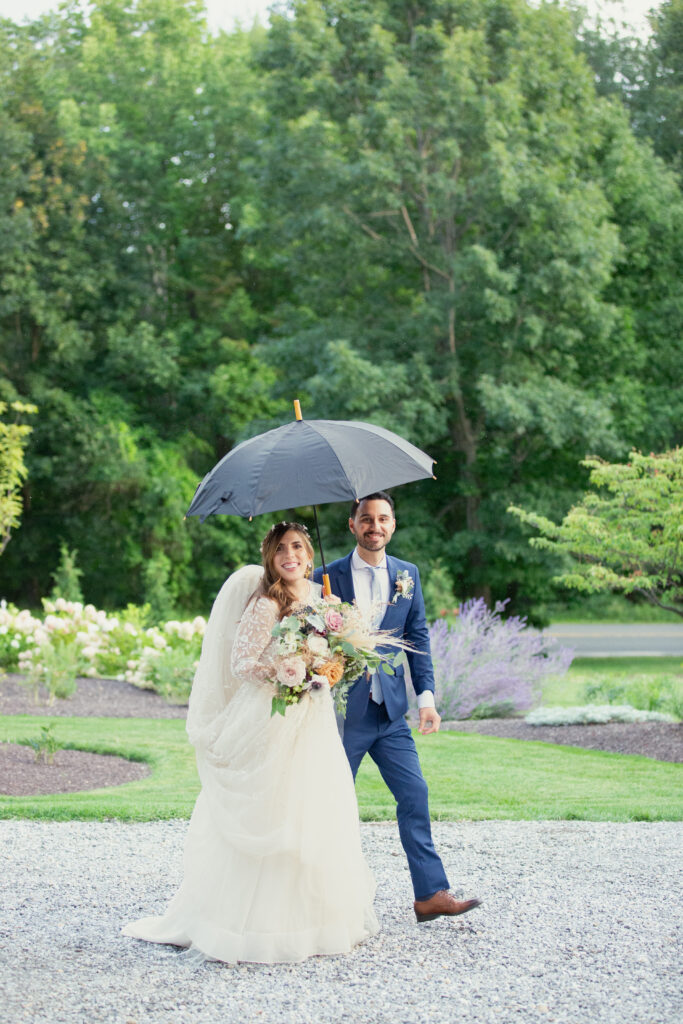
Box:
xmin=358 ymin=731 xmax=682 ymax=822
xmin=2 ymin=714 xmax=680 ymax=823
xmin=0 ymin=716 xmax=198 ymax=820
xmin=541 ymin=656 xmax=683 ymax=709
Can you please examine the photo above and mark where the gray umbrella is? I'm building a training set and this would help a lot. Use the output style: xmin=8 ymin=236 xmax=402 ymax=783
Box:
xmin=186 ymin=405 xmax=435 ymax=584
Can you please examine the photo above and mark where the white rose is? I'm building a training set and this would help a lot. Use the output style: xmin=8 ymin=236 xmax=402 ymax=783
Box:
xmin=307 ymin=635 xmax=330 ymax=657
xmin=279 ymin=634 xmax=299 ymax=655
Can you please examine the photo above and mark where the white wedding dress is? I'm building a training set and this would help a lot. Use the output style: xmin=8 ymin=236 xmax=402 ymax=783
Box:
xmin=122 ymin=567 xmax=378 ymax=964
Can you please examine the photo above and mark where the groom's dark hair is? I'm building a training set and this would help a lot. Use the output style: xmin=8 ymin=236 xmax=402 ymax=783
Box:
xmin=349 ymin=491 xmax=395 ymax=519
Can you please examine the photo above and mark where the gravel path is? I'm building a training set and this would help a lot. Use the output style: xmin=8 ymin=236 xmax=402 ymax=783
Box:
xmin=1 ymin=820 xmax=681 ymax=1024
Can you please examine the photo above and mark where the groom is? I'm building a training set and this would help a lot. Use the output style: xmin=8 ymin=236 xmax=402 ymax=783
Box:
xmin=315 ymin=492 xmax=480 ymax=922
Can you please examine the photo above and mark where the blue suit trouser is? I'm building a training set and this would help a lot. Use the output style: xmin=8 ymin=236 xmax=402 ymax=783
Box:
xmin=343 ymin=700 xmax=450 ymax=901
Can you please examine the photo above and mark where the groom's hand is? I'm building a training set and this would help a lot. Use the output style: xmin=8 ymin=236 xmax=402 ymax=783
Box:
xmin=418 ymin=707 xmax=441 ymax=735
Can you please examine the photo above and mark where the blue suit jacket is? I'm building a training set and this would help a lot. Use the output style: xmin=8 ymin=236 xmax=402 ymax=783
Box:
xmin=313 ymin=553 xmax=435 ymax=724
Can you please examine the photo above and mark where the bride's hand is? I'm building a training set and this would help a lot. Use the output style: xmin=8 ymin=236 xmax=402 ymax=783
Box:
xmin=322 ymin=593 xmax=341 ymax=605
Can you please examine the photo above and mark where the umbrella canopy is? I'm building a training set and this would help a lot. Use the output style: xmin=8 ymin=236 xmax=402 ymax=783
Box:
xmin=186 ymin=417 xmax=434 ymax=522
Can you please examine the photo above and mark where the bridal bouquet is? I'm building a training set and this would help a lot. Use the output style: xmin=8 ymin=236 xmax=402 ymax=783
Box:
xmin=268 ymin=599 xmax=406 ymax=718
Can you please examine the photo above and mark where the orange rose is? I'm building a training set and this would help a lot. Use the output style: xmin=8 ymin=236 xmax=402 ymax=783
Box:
xmin=318 ymin=660 xmax=344 ymax=687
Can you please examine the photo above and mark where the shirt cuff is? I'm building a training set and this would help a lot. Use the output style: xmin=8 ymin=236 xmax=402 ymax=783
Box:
xmin=416 ymin=690 xmax=435 ymax=710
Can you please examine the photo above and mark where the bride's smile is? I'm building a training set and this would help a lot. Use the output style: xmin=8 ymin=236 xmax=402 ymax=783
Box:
xmin=273 ymin=531 xmax=309 ymax=584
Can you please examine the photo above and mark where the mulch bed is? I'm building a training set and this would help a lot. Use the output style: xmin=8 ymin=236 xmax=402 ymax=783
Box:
xmin=0 ymin=743 xmax=150 ymax=796
xmin=440 ymin=718 xmax=683 ymax=764
xmin=0 ymin=673 xmax=174 ymax=797
xmin=0 ymin=673 xmax=187 ymax=719
xmin=1 ymin=673 xmax=681 ymax=797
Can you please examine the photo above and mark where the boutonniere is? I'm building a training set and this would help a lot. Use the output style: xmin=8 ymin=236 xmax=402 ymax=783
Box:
xmin=391 ymin=570 xmax=414 ymax=604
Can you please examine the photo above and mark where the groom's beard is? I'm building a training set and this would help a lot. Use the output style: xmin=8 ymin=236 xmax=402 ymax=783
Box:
xmin=356 ymin=535 xmax=390 ymax=552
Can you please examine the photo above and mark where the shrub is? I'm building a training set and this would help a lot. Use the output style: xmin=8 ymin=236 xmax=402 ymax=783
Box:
xmin=0 ymin=601 xmax=40 ymax=670
xmin=423 ymin=560 xmax=460 ymax=621
xmin=526 ymin=705 xmax=677 ymax=726
xmin=50 ymin=543 xmax=84 ymax=603
xmin=23 ymin=722 xmax=64 ymax=764
xmin=3 ymin=593 xmax=204 ymax=704
xmin=133 ymin=644 xmax=200 ymax=703
xmin=427 ymin=598 xmax=573 ymax=719
xmin=92 ymin=604 xmax=153 ymax=679
xmin=123 ymin=618 xmax=204 ymax=698
xmin=4 ymin=596 xmax=206 ymax=703
xmin=18 ymin=598 xmax=100 ymax=701
xmin=23 ymin=637 xmax=80 ymax=703
xmin=583 ymin=675 xmax=683 ymax=720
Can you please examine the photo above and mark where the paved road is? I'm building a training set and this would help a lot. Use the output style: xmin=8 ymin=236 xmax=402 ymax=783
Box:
xmin=544 ymin=623 xmax=683 ymax=657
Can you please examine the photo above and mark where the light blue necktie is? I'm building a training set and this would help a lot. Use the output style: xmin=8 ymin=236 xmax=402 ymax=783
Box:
xmin=367 ymin=566 xmax=384 ymax=704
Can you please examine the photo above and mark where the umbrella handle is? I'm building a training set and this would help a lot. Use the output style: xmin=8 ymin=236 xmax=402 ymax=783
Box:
xmin=322 ymin=574 xmax=331 ymax=597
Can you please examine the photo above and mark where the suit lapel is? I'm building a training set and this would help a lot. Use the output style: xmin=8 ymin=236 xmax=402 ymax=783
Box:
xmin=380 ymin=555 xmax=399 ymax=628
xmin=334 ymin=554 xmax=355 ymax=604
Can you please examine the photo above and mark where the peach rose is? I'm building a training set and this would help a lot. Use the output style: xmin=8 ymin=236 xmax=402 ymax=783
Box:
xmin=317 ymin=660 xmax=344 ymax=687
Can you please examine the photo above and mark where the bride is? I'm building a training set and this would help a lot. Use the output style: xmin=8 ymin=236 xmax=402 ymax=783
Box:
xmin=122 ymin=521 xmax=379 ymax=963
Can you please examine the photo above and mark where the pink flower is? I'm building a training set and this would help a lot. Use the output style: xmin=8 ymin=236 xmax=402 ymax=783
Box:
xmin=276 ymin=656 xmax=307 ymax=687
xmin=324 ymin=608 xmax=344 ymax=633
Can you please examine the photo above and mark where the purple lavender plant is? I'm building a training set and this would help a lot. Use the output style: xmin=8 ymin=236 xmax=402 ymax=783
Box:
xmin=425 ymin=599 xmax=573 ymax=720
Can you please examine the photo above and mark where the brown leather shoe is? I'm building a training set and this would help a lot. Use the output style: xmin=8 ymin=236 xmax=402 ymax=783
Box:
xmin=414 ymin=890 xmax=481 ymax=922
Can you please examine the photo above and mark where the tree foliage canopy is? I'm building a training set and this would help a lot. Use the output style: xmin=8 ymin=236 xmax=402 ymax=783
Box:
xmin=0 ymin=0 xmax=681 ymax=616
xmin=509 ymin=450 xmax=683 ymax=618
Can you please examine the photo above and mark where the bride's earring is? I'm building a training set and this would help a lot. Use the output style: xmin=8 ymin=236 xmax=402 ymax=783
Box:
xmin=305 ymin=563 xmax=313 ymax=578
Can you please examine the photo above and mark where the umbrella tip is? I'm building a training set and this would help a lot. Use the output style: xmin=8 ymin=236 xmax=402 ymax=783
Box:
xmin=293 ymin=399 xmax=302 ymax=421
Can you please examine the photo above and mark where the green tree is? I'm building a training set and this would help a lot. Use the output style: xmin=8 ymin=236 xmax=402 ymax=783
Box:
xmin=509 ymin=449 xmax=683 ymax=618
xmin=629 ymin=0 xmax=683 ymax=172
xmin=0 ymin=1 xmax=280 ymax=609
xmin=0 ymin=400 xmax=37 ymax=555
xmin=579 ymin=0 xmax=683 ymax=173
xmin=50 ymin=542 xmax=84 ymax=603
xmin=253 ymin=0 xmax=682 ymax=611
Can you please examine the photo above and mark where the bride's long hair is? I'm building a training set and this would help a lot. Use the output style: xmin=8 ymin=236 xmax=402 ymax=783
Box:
xmin=257 ymin=521 xmax=315 ymax=618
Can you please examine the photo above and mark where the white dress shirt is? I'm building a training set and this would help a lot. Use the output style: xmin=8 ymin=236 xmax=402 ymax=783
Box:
xmin=350 ymin=548 xmax=435 ymax=711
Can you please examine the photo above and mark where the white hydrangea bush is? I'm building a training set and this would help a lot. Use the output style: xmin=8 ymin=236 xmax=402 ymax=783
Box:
xmin=1 ymin=597 xmax=206 ymax=701
xmin=0 ymin=600 xmax=42 ymax=668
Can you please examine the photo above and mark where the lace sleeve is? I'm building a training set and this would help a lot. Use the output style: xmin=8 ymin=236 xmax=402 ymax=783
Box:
xmin=230 ymin=596 xmax=280 ymax=686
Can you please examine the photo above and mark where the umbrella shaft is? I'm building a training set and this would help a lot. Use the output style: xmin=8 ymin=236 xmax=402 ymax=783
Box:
xmin=312 ymin=505 xmax=328 ymax=577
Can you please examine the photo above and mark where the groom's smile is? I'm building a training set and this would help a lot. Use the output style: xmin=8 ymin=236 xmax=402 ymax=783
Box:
xmin=349 ymin=498 xmax=396 ymax=556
